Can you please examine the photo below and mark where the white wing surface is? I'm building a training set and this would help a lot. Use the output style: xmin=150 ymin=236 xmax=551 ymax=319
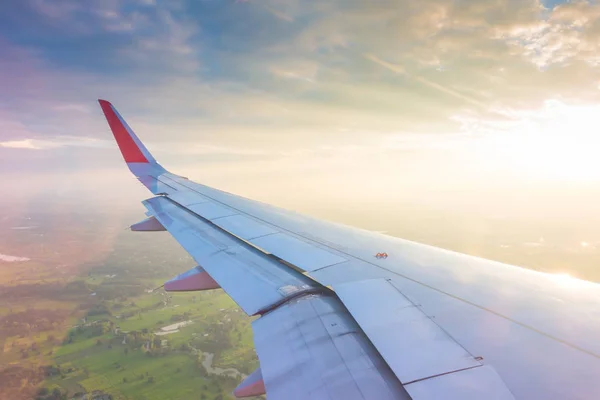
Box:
xmin=99 ymin=99 xmax=600 ymax=399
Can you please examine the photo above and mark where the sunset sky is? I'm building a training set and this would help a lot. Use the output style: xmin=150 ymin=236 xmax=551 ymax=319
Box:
xmin=3 ymin=0 xmax=600 ymax=216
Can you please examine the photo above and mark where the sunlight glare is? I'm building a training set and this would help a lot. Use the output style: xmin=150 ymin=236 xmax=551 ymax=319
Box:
xmin=550 ymin=272 xmax=582 ymax=288
xmin=476 ymin=101 xmax=600 ymax=182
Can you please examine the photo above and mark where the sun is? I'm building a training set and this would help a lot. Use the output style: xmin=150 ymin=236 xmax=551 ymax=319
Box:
xmin=476 ymin=100 xmax=600 ymax=182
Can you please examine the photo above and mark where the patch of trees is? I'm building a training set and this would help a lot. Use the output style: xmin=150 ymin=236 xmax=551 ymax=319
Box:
xmin=63 ymin=320 xmax=114 ymax=344
xmin=86 ymin=303 xmax=111 ymax=317
xmin=70 ymin=390 xmax=113 ymax=400
xmin=39 ymin=365 xmax=61 ymax=377
xmin=192 ymin=322 xmax=232 ymax=354
xmin=0 ymin=309 xmax=67 ymax=336
xmin=0 ymin=282 xmax=63 ymax=301
xmin=95 ymin=281 xmax=144 ymax=298
xmin=169 ymin=311 xmax=190 ymax=322
xmin=60 ymin=280 xmax=90 ymax=299
xmin=35 ymin=387 xmax=66 ymax=400
xmin=86 ymin=324 xmax=106 ymax=338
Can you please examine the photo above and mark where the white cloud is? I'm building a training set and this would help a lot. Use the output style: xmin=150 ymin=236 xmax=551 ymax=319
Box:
xmin=0 ymin=253 xmax=30 ymax=262
xmin=52 ymin=103 xmax=92 ymax=113
xmin=0 ymin=139 xmax=43 ymax=149
xmin=0 ymin=136 xmax=112 ymax=150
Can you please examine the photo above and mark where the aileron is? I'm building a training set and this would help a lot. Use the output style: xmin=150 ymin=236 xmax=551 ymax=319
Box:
xmin=335 ymin=279 xmax=482 ymax=385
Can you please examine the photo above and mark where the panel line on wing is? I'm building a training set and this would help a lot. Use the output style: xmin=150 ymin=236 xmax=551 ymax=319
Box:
xmin=402 ymin=364 xmax=481 ymax=386
xmin=403 ymin=364 xmax=516 ymax=399
xmin=244 ymin=232 xmax=279 ymax=241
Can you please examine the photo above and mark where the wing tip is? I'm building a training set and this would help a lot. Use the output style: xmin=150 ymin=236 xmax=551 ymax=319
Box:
xmin=98 ymin=99 xmax=151 ymax=164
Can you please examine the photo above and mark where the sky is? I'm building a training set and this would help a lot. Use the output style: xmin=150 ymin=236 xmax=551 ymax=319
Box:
xmin=3 ymin=0 xmax=600 ymax=217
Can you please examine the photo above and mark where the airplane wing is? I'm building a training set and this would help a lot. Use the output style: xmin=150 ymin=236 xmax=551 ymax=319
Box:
xmin=99 ymin=99 xmax=600 ymax=400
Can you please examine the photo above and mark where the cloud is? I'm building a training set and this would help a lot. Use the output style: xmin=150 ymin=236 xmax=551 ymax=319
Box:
xmin=52 ymin=103 xmax=92 ymax=113
xmin=29 ymin=0 xmax=81 ymax=21
xmin=2 ymin=0 xmax=600 ymax=169
xmin=0 ymin=137 xmax=112 ymax=150
xmin=0 ymin=253 xmax=30 ymax=262
xmin=263 ymin=4 xmax=294 ymax=22
xmin=363 ymin=53 xmax=487 ymax=108
xmin=0 ymin=139 xmax=43 ymax=150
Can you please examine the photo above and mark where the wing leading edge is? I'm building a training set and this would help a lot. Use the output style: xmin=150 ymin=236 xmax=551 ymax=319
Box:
xmin=99 ymin=100 xmax=600 ymax=400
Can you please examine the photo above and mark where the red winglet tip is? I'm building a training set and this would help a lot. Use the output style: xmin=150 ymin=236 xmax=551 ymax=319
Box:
xmin=98 ymin=100 xmax=149 ymax=164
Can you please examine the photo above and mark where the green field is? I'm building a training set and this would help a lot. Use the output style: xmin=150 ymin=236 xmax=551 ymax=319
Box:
xmin=1 ymin=224 xmax=263 ymax=400
xmin=23 ymin=241 xmax=262 ymax=400
xmin=42 ymin=281 xmax=259 ymax=400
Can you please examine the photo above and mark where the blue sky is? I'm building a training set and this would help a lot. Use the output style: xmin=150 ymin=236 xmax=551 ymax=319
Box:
xmin=2 ymin=0 xmax=600 ymax=209
xmin=543 ymin=0 xmax=571 ymax=7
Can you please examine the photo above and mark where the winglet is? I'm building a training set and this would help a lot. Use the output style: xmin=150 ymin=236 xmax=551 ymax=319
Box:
xmin=98 ymin=99 xmax=156 ymax=164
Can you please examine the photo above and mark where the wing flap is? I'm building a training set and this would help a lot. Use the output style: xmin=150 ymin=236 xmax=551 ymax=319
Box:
xmin=252 ymin=294 xmax=410 ymax=400
xmin=335 ymin=279 xmax=515 ymax=398
xmin=335 ymin=278 xmax=481 ymax=384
